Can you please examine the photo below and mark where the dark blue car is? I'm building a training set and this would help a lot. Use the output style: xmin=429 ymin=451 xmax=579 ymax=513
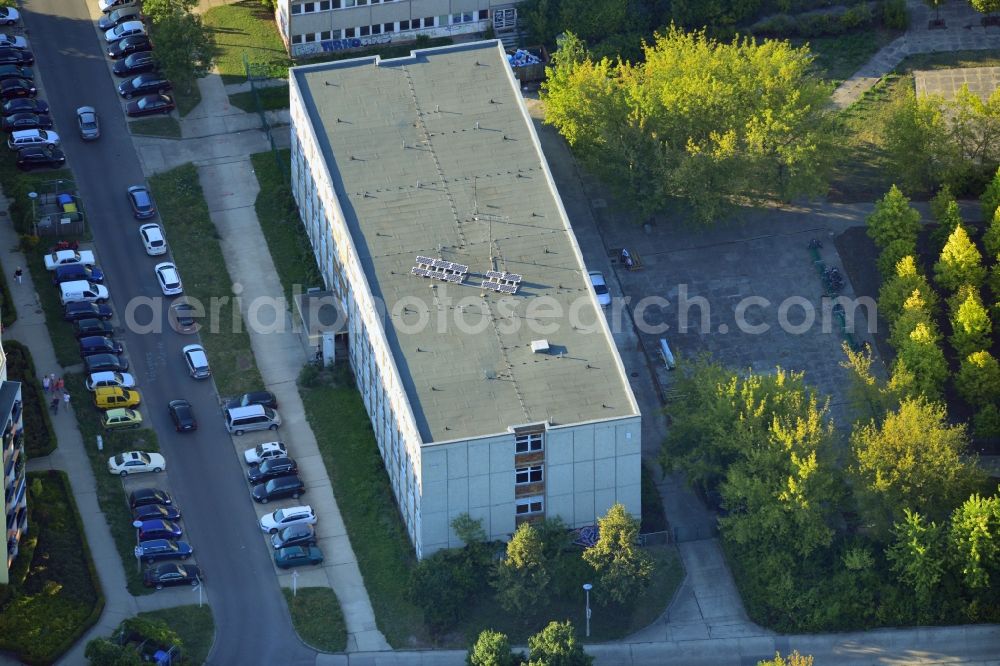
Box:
xmin=134 ymin=538 xmax=192 ymax=563
xmin=132 ymin=503 xmax=180 ymax=522
xmin=137 ymin=519 xmax=182 ymax=542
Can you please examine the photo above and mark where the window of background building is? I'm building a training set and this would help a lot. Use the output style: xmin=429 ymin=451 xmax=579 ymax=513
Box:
xmin=345 ymin=27 xmax=356 ymax=37
xmin=515 ymin=465 xmax=543 ymax=485
xmin=291 ymin=4 xmax=302 ymax=14
xmin=424 ymin=17 xmax=434 ymax=27
xmin=291 ymin=34 xmax=303 ymax=43
xmin=399 ymin=19 xmax=409 ymax=30
xmin=384 ymin=22 xmax=394 ymax=32
xmin=360 ymin=25 xmax=370 ymax=35
xmin=411 ymin=18 xmax=421 ymax=29
xmin=320 ymin=30 xmax=331 ymax=40
xmin=515 ymin=432 xmax=543 ymax=453
xmin=371 ymin=24 xmax=381 ymax=34
xmin=304 ymin=32 xmax=316 ymax=42
xmin=516 ymin=496 xmax=544 ymax=515
xmin=479 ymin=9 xmax=489 ymax=19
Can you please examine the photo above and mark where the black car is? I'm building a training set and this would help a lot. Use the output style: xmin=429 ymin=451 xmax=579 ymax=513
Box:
xmin=99 ymin=6 xmax=144 ymax=31
xmin=0 ymin=78 xmax=35 ymax=100
xmin=0 ymin=65 xmax=32 ymax=81
xmin=73 ymin=318 xmax=114 ymax=339
xmin=80 ymin=336 xmax=123 ymax=357
xmin=168 ymin=399 xmax=197 ymax=432
xmin=169 ymin=301 xmax=199 ymax=333
xmin=250 ymin=475 xmax=305 ymax=504
xmin=64 ymin=301 xmax=113 ymax=322
xmin=0 ymin=48 xmax=33 ymax=66
xmin=3 ymin=98 xmax=47 ymax=115
xmin=84 ymin=353 xmax=129 ymax=374
xmin=125 ymin=93 xmax=174 ymax=117
xmin=126 ymin=185 xmax=155 ymax=218
xmin=16 ymin=146 xmax=64 ymax=171
xmin=135 ymin=539 xmax=192 ymax=563
xmin=270 ymin=523 xmax=317 ymax=550
xmin=132 ymin=503 xmax=180 ymax=522
xmin=108 ymin=34 xmax=151 ymax=59
xmin=54 ymin=263 xmax=104 ymax=285
xmin=227 ymin=391 xmax=278 ymax=410
xmin=247 ymin=457 xmax=297 ymax=485
xmin=2 ymin=112 xmax=51 ymax=132
xmin=129 ymin=487 xmax=173 ymax=509
xmin=118 ymin=73 xmax=170 ymax=99
xmin=143 ymin=563 xmax=202 ymax=590
xmin=113 ymin=51 xmax=156 ymax=77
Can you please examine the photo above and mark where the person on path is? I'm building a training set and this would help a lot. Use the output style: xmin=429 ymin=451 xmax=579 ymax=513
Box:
xmin=62 ymin=392 xmax=70 ymax=410
xmin=42 ymin=376 xmax=50 ymax=393
xmin=50 ymin=396 xmax=59 ymax=414
xmin=49 ymin=373 xmax=56 ymax=388
xmin=14 ymin=267 xmax=22 ymax=285
xmin=55 ymin=377 xmax=64 ymax=393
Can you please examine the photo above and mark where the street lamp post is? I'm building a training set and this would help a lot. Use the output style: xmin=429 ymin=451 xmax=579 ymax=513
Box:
xmin=27 ymin=191 xmax=37 ymax=236
xmin=582 ymin=583 xmax=593 ymax=638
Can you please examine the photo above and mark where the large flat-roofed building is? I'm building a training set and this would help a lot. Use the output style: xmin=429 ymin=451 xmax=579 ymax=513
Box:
xmin=0 ymin=332 xmax=25 ymax=584
xmin=289 ymin=40 xmax=641 ymax=557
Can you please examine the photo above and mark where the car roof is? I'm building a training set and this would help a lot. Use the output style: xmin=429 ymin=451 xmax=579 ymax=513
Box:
xmin=275 ymin=505 xmax=312 ymax=518
xmin=90 ymin=371 xmax=118 ymax=380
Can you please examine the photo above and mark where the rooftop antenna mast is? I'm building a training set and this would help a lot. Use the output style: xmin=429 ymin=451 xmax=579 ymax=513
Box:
xmin=470 ymin=177 xmax=509 ymax=272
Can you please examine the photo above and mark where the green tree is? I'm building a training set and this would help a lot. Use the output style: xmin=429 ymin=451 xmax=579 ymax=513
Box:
xmin=881 ymin=88 xmax=954 ymax=192
xmin=757 ymin=651 xmax=815 ymax=666
xmin=85 ymin=638 xmax=143 ymax=666
xmin=970 ymin=0 xmax=1000 ymax=18
xmin=493 ymin=522 xmax=551 ymax=615
xmin=886 ymin=509 xmax=948 ymax=611
xmin=879 ymin=255 xmax=938 ymax=324
xmin=956 ymin=351 xmax=1000 ymax=408
xmin=468 ymin=629 xmax=524 ymax=666
xmin=850 ymin=398 xmax=981 ymax=532
xmin=895 ymin=321 xmax=949 ymax=400
xmin=982 ymin=166 xmax=1000 ymax=224
xmin=558 ymin=0 xmax=628 ymax=43
xmin=409 ymin=547 xmax=484 ymax=633
xmin=453 ymin=512 xmax=488 ymax=545
xmin=929 ymin=185 xmax=963 ymax=252
xmin=149 ymin=10 xmax=215 ymax=93
xmin=841 ymin=343 xmax=914 ymax=420
xmin=950 ymin=288 xmax=992 ymax=358
xmin=889 ymin=287 xmax=936 ymax=351
xmin=948 ymin=492 xmax=1000 ymax=591
xmin=935 ymin=224 xmax=986 ymax=291
xmin=878 ymin=237 xmax=918 ymax=278
xmin=142 ymin=0 xmax=197 ymax=21
xmin=973 ymin=404 xmax=1000 ymax=438
xmin=867 ymin=185 xmax=922 ymax=249
xmin=990 ymin=255 xmax=1000 ymax=303
xmin=527 ymin=621 xmax=593 ymax=666
xmin=983 ymin=208 xmax=1000 ymax=258
xmin=582 ymin=503 xmax=653 ymax=604
xmin=542 ymin=27 xmax=833 ymax=223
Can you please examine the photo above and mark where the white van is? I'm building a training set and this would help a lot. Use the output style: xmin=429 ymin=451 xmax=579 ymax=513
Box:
xmin=225 ymin=404 xmax=281 ymax=436
xmin=59 ymin=280 xmax=109 ymax=305
xmin=7 ymin=129 xmax=60 ymax=150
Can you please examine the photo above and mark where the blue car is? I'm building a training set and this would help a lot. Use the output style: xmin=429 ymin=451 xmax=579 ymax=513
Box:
xmin=134 ymin=538 xmax=192 ymax=563
xmin=132 ymin=503 xmax=180 ymax=522
xmin=137 ymin=519 xmax=182 ymax=542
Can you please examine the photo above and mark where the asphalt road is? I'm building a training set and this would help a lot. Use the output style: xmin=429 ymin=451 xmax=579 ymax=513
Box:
xmin=22 ymin=3 xmax=315 ymax=663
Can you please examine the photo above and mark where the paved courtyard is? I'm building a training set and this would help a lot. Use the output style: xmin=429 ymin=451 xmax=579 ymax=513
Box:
xmin=915 ymin=65 xmax=1000 ymax=100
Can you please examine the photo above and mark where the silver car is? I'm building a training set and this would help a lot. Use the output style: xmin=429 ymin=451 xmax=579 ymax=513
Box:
xmin=76 ymin=106 xmax=100 ymax=140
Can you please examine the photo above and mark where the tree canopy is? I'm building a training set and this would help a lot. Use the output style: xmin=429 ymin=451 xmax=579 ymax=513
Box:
xmin=582 ymin=503 xmax=653 ymax=604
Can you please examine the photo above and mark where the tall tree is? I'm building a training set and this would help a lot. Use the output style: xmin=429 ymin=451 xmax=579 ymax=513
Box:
xmin=956 ymin=351 xmax=1000 ymax=409
xmin=982 ymin=166 xmax=1000 ymax=224
xmin=950 ymin=287 xmax=993 ymax=358
xmin=948 ymin=492 xmax=1000 ymax=591
xmin=880 ymin=87 xmax=955 ymax=193
xmin=142 ymin=0 xmax=198 ymax=21
xmin=582 ymin=503 xmax=653 ymax=604
xmin=935 ymin=225 xmax=986 ymax=291
xmin=867 ymin=185 xmax=922 ymax=249
xmin=983 ymin=208 xmax=1000 ymax=259
xmin=527 ymin=621 xmax=593 ymax=666
xmin=492 ymin=522 xmax=551 ymax=615
xmin=886 ymin=509 xmax=948 ymax=612
xmin=895 ymin=321 xmax=949 ymax=399
xmin=468 ymin=630 xmax=524 ymax=666
xmin=929 ymin=185 xmax=963 ymax=252
xmin=149 ymin=9 xmax=215 ymax=93
xmin=879 ymin=255 xmax=939 ymax=324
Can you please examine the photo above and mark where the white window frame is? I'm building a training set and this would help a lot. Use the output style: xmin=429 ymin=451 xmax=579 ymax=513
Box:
xmin=516 ymin=496 xmax=544 ymax=515
xmin=515 ymin=465 xmax=543 ymax=485
xmin=515 ymin=432 xmax=543 ymax=454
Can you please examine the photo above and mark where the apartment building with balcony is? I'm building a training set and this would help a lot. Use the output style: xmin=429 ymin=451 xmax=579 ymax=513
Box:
xmin=0 ymin=334 xmax=25 ymax=584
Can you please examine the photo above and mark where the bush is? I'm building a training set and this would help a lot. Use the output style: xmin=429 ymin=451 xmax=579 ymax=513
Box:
xmin=3 ymin=341 xmax=57 ymax=457
xmin=0 ymin=259 xmax=15 ymax=328
xmin=867 ymin=185 xmax=921 ymax=250
xmin=409 ymin=548 xmax=485 ymax=634
xmin=955 ymin=351 xmax=1000 ymax=408
xmin=935 ymin=225 xmax=986 ymax=292
xmin=973 ymin=404 xmax=1000 ymax=439
xmin=881 ymin=0 xmax=909 ymax=30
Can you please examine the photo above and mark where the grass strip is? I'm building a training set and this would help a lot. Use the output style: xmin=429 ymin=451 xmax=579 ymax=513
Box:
xmin=138 ymin=605 xmax=215 ymax=664
xmin=281 ymin=587 xmax=347 ymax=652
xmin=229 ymin=84 xmax=289 ymax=112
xmin=204 ymin=1 xmax=292 ymax=84
xmin=128 ymin=117 xmax=182 ymax=139
xmin=149 ymin=163 xmax=263 ymax=397
xmin=0 ymin=470 xmax=104 ymax=664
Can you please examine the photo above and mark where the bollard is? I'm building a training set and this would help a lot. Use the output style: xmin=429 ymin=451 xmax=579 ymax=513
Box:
xmin=96 ymin=435 xmax=103 ymax=452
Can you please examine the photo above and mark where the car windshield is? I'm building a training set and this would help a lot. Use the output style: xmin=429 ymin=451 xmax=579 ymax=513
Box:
xmin=133 ymin=190 xmax=150 ymax=206
xmin=114 ymin=455 xmax=125 ymax=465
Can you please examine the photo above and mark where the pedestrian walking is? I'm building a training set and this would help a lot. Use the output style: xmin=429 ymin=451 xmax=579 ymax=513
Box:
xmin=49 ymin=373 xmax=56 ymax=388
xmin=50 ymin=396 xmax=59 ymax=414
xmin=55 ymin=377 xmax=64 ymax=393
xmin=13 ymin=267 xmax=22 ymax=285
xmin=42 ymin=376 xmax=50 ymax=393
xmin=62 ymin=392 xmax=70 ymax=410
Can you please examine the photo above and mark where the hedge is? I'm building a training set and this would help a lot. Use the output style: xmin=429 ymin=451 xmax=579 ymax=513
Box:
xmin=3 ymin=341 xmax=57 ymax=457
xmin=0 ymin=257 xmax=15 ymax=328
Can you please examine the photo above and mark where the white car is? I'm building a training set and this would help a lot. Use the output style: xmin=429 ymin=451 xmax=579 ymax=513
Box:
xmin=259 ymin=505 xmax=316 ymax=534
xmin=139 ymin=223 xmax=166 ymax=256
xmin=104 ymin=20 xmax=145 ymax=43
xmin=182 ymin=344 xmax=210 ymax=379
xmin=243 ymin=441 xmax=287 ymax=466
xmin=44 ymin=249 xmax=96 ymax=271
xmin=99 ymin=0 xmax=138 ymax=13
xmin=0 ymin=33 xmax=26 ymax=49
xmin=0 ymin=7 xmax=19 ymax=25
xmin=86 ymin=371 xmax=136 ymax=391
xmin=588 ymin=271 xmax=611 ymax=307
xmin=154 ymin=262 xmax=183 ymax=296
xmin=107 ymin=450 xmax=165 ymax=476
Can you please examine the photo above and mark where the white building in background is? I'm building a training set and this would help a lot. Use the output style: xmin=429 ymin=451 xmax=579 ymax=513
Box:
xmin=0 ymin=330 xmax=25 ymax=584
xmin=288 ymin=41 xmax=641 ymax=558
xmin=274 ymin=0 xmax=523 ymax=57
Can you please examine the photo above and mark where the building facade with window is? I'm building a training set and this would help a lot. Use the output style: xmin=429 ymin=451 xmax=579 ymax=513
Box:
xmin=0 ymin=332 xmax=25 ymax=584
xmin=275 ymin=0 xmax=523 ymax=57
xmin=289 ymin=41 xmax=641 ymax=558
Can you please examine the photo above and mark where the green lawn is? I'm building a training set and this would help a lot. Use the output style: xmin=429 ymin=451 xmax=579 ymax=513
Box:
xmin=282 ymin=587 xmax=347 ymax=652
xmin=0 ymin=471 xmax=104 ymax=665
xmin=139 ymin=605 xmax=215 ymax=664
xmin=229 ymin=84 xmax=289 ymax=112
xmin=129 ymin=117 xmax=182 ymax=138
xmin=64 ymin=372 xmax=161 ymax=596
xmin=204 ymin=1 xmax=291 ymax=84
xmin=149 ymin=163 xmax=263 ymax=397
xmin=173 ymin=80 xmax=203 ymax=118
xmin=793 ymin=28 xmax=900 ymax=84
xmin=3 ymin=342 xmax=57 ymax=457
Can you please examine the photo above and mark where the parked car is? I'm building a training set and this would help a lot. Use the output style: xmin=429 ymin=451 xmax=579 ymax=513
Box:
xmin=3 ymin=98 xmax=47 ymax=115
xmin=274 ymin=545 xmax=324 ymax=569
xmin=126 ymin=184 xmax=155 ymax=218
xmin=101 ymin=407 xmax=142 ymax=430
xmin=168 ymin=399 xmax=197 ymax=432
xmin=259 ymin=505 xmax=316 ymax=534
xmin=247 ymin=457 xmax=297 ymax=485
xmin=137 ymin=519 xmax=182 ymax=542
xmin=0 ymin=8 xmax=20 ymax=26
xmin=182 ymin=344 xmax=210 ymax=379
xmin=125 ymin=94 xmax=174 ymax=117
xmin=16 ymin=146 xmax=65 ymax=171
xmin=0 ymin=33 xmax=26 ymax=50
xmin=54 ymin=263 xmax=104 ymax=285
xmin=46 ymin=249 xmax=95 ymax=270
xmin=135 ymin=539 xmax=192 ymax=563
xmin=139 ymin=223 xmax=166 ymax=255
xmin=99 ymin=5 xmax=144 ymax=31
xmin=0 ymin=65 xmax=33 ymax=81
xmin=118 ymin=73 xmax=170 ymax=99
xmin=80 ymin=336 xmax=124 ymax=358
xmin=105 ymin=21 xmax=146 ymax=44
xmin=0 ymin=47 xmax=32 ymax=66
xmin=154 ymin=262 xmax=182 ymax=296
xmin=107 ymin=34 xmax=151 ymax=59
xmin=85 ymin=353 xmax=129 ymax=373
xmin=93 ymin=386 xmax=141 ymax=409
xmin=244 ymin=441 xmax=287 ymax=466
xmin=8 ymin=128 xmax=59 ymax=150
xmin=270 ymin=523 xmax=316 ymax=550
xmin=59 ymin=279 xmax=108 ymax=306
xmin=85 ymin=370 xmax=135 ymax=391
xmin=2 ymin=112 xmax=52 ymax=132
xmin=99 ymin=0 xmax=139 ymax=14
xmin=75 ymin=319 xmax=114 ymax=340
xmin=129 ymin=487 xmax=172 ymax=509
xmin=227 ymin=391 xmax=278 ymax=410
xmin=169 ymin=301 xmax=198 ymax=333
xmin=76 ymin=106 xmax=100 ymax=140
xmin=251 ymin=475 xmax=305 ymax=504
xmin=0 ymin=78 xmax=34 ymax=100
xmin=132 ymin=503 xmax=180 ymax=522
xmin=588 ymin=271 xmax=611 ymax=307
xmin=112 ymin=50 xmax=156 ymax=77
xmin=64 ymin=301 xmax=112 ymax=322
xmin=108 ymin=450 xmax=164 ymax=476
xmin=143 ymin=563 xmax=201 ymax=590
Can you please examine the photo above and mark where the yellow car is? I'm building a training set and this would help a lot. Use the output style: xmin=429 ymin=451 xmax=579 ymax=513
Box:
xmin=94 ymin=386 xmax=142 ymax=410
xmin=101 ymin=408 xmax=142 ymax=430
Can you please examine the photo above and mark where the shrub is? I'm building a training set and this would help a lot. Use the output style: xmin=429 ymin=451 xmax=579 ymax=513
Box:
xmin=982 ymin=167 xmax=1000 ymax=224
xmin=467 ymin=629 xmax=523 ymax=666
xmin=881 ymin=0 xmax=909 ymax=30
xmin=3 ymin=341 xmax=57 ymax=457
xmin=984 ymin=208 xmax=1000 ymax=259
xmin=935 ymin=225 xmax=986 ymax=292
xmin=408 ymin=548 xmax=484 ymax=635
xmin=895 ymin=322 xmax=948 ymax=399
xmin=879 ymin=256 xmax=938 ymax=324
xmin=949 ymin=288 xmax=992 ymax=359
xmin=878 ymin=237 xmax=917 ymax=278
xmin=0 ymin=259 xmax=15 ymax=328
xmin=973 ymin=404 xmax=1000 ymax=439
xmin=955 ymin=351 xmax=1000 ymax=408
xmin=867 ymin=185 xmax=922 ymax=249
xmin=929 ymin=186 xmax=963 ymax=253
